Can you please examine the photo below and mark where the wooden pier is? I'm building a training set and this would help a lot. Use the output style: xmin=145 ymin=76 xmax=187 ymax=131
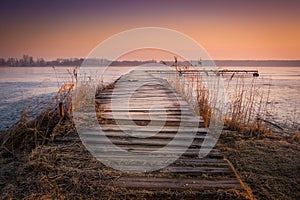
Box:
xmin=93 ymin=69 xmax=252 ymax=198
xmin=147 ymin=69 xmax=259 ymax=76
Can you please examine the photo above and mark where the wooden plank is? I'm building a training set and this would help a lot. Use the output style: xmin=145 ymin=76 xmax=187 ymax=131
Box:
xmin=174 ymin=158 xmax=229 ymax=166
xmin=114 ymin=177 xmax=242 ymax=190
xmin=146 ymin=69 xmax=258 ymax=73
xmin=162 ymin=166 xmax=232 ymax=174
xmin=98 ymin=91 xmax=180 ymax=96
xmin=98 ymin=102 xmax=190 ymax=108
xmin=78 ymin=154 xmax=226 ymax=166
xmin=99 ymin=120 xmax=204 ymax=128
xmin=100 ymin=113 xmax=202 ymax=121
xmin=88 ymin=146 xmax=221 ymax=157
xmin=82 ymin=137 xmax=204 ymax=147
xmin=97 ymin=113 xmax=202 ymax=122
xmin=98 ymin=106 xmax=194 ymax=113
xmin=97 ymin=91 xmax=177 ymax=96
xmin=96 ymin=99 xmax=188 ymax=104
xmin=100 ymin=111 xmax=198 ymax=117
xmin=82 ymin=131 xmax=206 ymax=140
xmin=98 ymin=108 xmax=194 ymax=112
xmin=100 ymin=110 xmax=196 ymax=115
xmin=100 ymin=124 xmax=208 ymax=133
xmin=98 ymin=95 xmax=181 ymax=99
xmin=98 ymin=91 xmax=184 ymax=98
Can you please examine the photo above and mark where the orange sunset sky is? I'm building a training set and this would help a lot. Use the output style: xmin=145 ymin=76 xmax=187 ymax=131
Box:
xmin=0 ymin=0 xmax=299 ymax=60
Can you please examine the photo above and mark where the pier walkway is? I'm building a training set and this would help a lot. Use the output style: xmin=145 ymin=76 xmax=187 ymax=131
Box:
xmin=93 ymin=69 xmax=251 ymax=196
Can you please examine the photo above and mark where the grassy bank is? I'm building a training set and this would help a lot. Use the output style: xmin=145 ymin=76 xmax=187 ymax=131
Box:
xmin=218 ymin=130 xmax=300 ymax=200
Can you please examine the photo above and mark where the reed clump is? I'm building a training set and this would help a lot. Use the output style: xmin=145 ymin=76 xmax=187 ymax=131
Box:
xmin=224 ymin=76 xmax=272 ymax=136
xmin=168 ymin=70 xmax=272 ymax=137
xmin=1 ymin=109 xmax=59 ymax=155
xmin=0 ymin=67 xmax=77 ymax=156
xmin=167 ymin=72 xmax=212 ymax=128
xmin=0 ymin=86 xmax=74 ymax=156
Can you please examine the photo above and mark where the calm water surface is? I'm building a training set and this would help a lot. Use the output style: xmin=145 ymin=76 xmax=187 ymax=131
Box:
xmin=0 ymin=66 xmax=299 ymax=130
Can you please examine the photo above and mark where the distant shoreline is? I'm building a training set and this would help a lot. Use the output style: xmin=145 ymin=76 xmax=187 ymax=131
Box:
xmin=1 ymin=60 xmax=300 ymax=67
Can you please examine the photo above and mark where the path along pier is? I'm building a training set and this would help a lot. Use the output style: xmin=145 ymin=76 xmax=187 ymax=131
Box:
xmin=85 ymin=69 xmax=253 ymax=198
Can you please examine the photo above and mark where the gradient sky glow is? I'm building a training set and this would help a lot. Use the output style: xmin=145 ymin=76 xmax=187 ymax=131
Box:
xmin=0 ymin=0 xmax=299 ymax=60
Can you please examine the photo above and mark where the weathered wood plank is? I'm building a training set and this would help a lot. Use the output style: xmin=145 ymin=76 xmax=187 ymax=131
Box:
xmin=114 ymin=177 xmax=242 ymax=190
xmin=82 ymin=137 xmax=205 ymax=147
xmin=82 ymin=131 xmax=206 ymax=140
xmin=100 ymin=113 xmax=202 ymax=121
xmin=98 ymin=102 xmax=192 ymax=108
xmin=162 ymin=166 xmax=232 ymax=174
xmin=100 ymin=108 xmax=190 ymax=112
xmin=98 ymin=107 xmax=194 ymax=113
xmin=88 ymin=146 xmax=221 ymax=157
xmin=99 ymin=124 xmax=208 ymax=133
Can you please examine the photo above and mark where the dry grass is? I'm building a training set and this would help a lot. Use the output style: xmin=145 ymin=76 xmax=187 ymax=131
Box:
xmin=1 ymin=109 xmax=60 ymax=156
xmin=218 ymin=130 xmax=300 ymax=200
xmin=224 ymin=76 xmax=272 ymax=136
xmin=194 ymin=74 xmax=213 ymax=128
xmin=168 ymin=69 xmax=273 ymax=137
xmin=1 ymin=81 xmax=74 ymax=156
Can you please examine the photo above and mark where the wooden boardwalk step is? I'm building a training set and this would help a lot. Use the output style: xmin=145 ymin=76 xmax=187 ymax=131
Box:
xmin=162 ymin=166 xmax=233 ymax=174
xmin=82 ymin=131 xmax=206 ymax=140
xmin=114 ymin=177 xmax=242 ymax=190
xmin=100 ymin=113 xmax=203 ymax=121
xmin=99 ymin=124 xmax=208 ymax=133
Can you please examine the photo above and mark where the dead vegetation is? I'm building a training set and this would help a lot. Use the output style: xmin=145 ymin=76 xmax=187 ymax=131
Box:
xmin=223 ymin=76 xmax=273 ymax=137
xmin=167 ymin=69 xmax=275 ymax=137
xmin=0 ymin=81 xmax=74 ymax=156
xmin=218 ymin=130 xmax=300 ymax=200
xmin=1 ymin=108 xmax=60 ymax=156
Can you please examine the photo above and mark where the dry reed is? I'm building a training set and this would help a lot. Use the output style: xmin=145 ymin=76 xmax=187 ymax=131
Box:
xmin=0 ymin=66 xmax=77 ymax=156
xmin=168 ymin=69 xmax=272 ymax=137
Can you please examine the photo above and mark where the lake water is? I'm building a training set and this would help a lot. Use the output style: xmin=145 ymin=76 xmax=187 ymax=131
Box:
xmin=0 ymin=66 xmax=299 ymax=131
xmin=0 ymin=66 xmax=132 ymax=130
xmin=221 ymin=66 xmax=300 ymax=130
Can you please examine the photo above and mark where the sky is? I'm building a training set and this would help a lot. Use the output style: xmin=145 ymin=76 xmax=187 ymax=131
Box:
xmin=0 ymin=0 xmax=299 ymax=60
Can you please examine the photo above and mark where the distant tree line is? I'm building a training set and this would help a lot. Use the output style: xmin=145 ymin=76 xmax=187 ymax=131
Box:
xmin=0 ymin=55 xmax=85 ymax=67
xmin=0 ymin=55 xmax=160 ymax=67
xmin=1 ymin=55 xmax=299 ymax=67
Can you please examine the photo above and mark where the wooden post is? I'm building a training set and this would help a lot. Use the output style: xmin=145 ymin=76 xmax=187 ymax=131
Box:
xmin=59 ymin=102 xmax=64 ymax=117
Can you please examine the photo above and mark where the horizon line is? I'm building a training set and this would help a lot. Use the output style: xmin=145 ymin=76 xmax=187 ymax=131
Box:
xmin=1 ymin=56 xmax=300 ymax=62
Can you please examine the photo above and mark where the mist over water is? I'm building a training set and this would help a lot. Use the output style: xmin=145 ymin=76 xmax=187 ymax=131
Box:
xmin=0 ymin=66 xmax=299 ymax=131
